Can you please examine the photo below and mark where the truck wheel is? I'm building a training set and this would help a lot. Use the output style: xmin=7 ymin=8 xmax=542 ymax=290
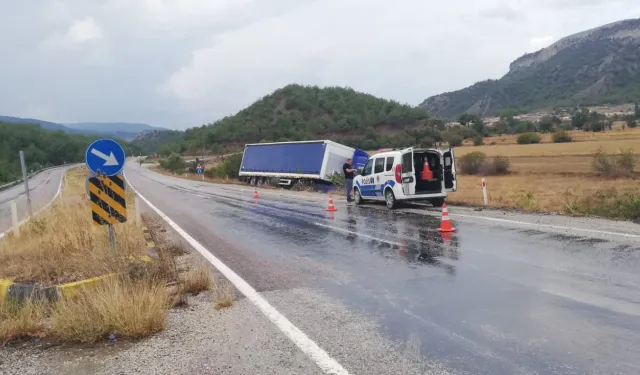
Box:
xmin=250 ymin=176 xmax=257 ymax=185
xmin=354 ymin=188 xmax=364 ymax=205
xmin=385 ymin=189 xmax=397 ymax=209
xmin=429 ymin=198 xmax=445 ymax=207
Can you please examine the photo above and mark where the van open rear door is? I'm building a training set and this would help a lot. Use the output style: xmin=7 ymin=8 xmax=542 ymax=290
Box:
xmin=443 ymin=148 xmax=457 ymax=192
xmin=401 ymin=148 xmax=415 ymax=195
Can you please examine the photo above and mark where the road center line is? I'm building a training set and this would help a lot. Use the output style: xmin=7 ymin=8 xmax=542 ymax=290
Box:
xmin=125 ymin=173 xmax=352 ymax=375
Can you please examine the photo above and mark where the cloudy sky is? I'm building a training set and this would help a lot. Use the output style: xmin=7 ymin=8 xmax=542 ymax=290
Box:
xmin=1 ymin=0 xmax=639 ymax=129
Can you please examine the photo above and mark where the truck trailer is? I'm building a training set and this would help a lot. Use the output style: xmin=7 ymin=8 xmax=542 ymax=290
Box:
xmin=238 ymin=140 xmax=369 ymax=188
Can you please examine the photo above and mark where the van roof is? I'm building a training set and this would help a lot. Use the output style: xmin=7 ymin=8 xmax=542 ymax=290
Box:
xmin=371 ymin=147 xmax=442 ymax=156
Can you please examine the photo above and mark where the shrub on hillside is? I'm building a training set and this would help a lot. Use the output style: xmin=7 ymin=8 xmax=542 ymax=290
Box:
xmin=517 ymin=132 xmax=541 ymax=144
xmin=473 ymin=136 xmax=484 ymax=146
xmin=591 ymin=147 xmax=635 ymax=177
xmin=159 ymin=153 xmax=186 ymax=173
xmin=552 ymin=130 xmax=573 ymax=143
xmin=489 ymin=156 xmax=511 ymax=175
xmin=444 ymin=134 xmax=463 ymax=147
xmin=459 ymin=152 xmax=487 ymax=174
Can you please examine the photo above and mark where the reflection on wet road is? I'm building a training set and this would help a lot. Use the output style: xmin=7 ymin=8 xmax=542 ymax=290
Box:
xmin=127 ymin=164 xmax=640 ymax=375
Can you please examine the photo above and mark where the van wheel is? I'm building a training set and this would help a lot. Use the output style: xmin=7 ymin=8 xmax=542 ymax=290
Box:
xmin=429 ymin=198 xmax=445 ymax=207
xmin=385 ymin=189 xmax=397 ymax=209
xmin=354 ymin=188 xmax=363 ymax=205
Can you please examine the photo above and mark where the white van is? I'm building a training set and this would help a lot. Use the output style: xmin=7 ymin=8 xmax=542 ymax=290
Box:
xmin=352 ymin=147 xmax=457 ymax=209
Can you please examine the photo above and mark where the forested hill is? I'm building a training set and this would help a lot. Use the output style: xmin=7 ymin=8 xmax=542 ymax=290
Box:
xmin=420 ymin=18 xmax=640 ymax=118
xmin=167 ymin=84 xmax=431 ymax=153
xmin=0 ymin=122 xmax=140 ymax=183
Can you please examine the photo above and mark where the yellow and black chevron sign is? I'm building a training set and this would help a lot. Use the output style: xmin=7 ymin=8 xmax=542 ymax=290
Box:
xmin=88 ymin=174 xmax=127 ymax=225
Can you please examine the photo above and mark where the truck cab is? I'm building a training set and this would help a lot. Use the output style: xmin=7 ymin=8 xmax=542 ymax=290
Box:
xmin=352 ymin=147 xmax=456 ymax=209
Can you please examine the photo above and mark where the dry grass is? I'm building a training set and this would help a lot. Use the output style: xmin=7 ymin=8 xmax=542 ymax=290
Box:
xmin=180 ymin=265 xmax=212 ymax=294
xmin=0 ymin=300 xmax=46 ymax=344
xmin=0 ymin=166 xmax=180 ymax=344
xmin=49 ymin=278 xmax=170 ymax=343
xmin=212 ymin=281 xmax=236 ymax=310
xmin=0 ymin=166 xmax=147 ymax=284
xmin=449 ymin=173 xmax=640 ymax=213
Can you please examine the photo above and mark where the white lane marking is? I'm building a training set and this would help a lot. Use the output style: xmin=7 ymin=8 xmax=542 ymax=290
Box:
xmin=449 ymin=212 xmax=640 ymax=239
xmin=313 ymin=222 xmax=402 ymax=246
xmin=0 ymin=169 xmax=65 ymax=240
xmin=125 ymin=174 xmax=352 ymax=375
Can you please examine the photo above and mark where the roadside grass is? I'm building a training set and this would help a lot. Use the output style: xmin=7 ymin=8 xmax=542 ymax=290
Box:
xmin=49 ymin=278 xmax=170 ymax=343
xmin=0 ymin=166 xmax=147 ymax=284
xmin=180 ymin=265 xmax=212 ymax=295
xmin=0 ymin=166 xmax=221 ymax=344
xmin=0 ymin=300 xmax=46 ymax=344
xmin=212 ymin=281 xmax=236 ymax=310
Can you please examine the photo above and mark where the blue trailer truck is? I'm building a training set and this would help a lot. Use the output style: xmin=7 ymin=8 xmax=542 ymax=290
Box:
xmin=238 ymin=140 xmax=369 ymax=188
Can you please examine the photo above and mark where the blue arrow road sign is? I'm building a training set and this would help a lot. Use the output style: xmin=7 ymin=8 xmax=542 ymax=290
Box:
xmin=85 ymin=139 xmax=126 ymax=176
xmin=197 ymin=168 xmax=203 ymax=174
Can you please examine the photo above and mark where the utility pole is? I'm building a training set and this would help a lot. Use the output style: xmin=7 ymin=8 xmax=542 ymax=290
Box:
xmin=19 ymin=150 xmax=33 ymax=217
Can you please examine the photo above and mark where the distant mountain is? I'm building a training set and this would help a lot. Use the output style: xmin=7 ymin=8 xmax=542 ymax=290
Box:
xmin=64 ymin=122 xmax=165 ymax=133
xmin=420 ymin=18 xmax=640 ymax=118
xmin=0 ymin=115 xmax=70 ymax=132
xmin=0 ymin=116 xmax=165 ymax=141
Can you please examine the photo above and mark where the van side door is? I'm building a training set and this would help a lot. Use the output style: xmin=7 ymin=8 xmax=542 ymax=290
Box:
xmin=401 ymin=148 xmax=415 ymax=195
xmin=443 ymin=148 xmax=457 ymax=192
xmin=358 ymin=158 xmax=378 ymax=198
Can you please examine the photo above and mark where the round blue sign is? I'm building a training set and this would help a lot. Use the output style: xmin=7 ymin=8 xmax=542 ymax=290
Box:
xmin=85 ymin=139 xmax=126 ymax=176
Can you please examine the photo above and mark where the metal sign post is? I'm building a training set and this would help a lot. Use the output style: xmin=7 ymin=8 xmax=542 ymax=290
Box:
xmin=19 ymin=150 xmax=33 ymax=217
xmin=85 ymin=139 xmax=127 ymax=251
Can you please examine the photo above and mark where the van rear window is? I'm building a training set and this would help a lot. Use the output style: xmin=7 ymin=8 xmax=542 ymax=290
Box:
xmin=385 ymin=157 xmax=394 ymax=171
xmin=402 ymin=153 xmax=413 ymax=172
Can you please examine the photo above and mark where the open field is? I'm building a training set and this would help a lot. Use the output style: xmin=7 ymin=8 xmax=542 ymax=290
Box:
xmin=458 ymin=128 xmax=640 ymax=157
xmin=450 ymin=128 xmax=640 ymax=216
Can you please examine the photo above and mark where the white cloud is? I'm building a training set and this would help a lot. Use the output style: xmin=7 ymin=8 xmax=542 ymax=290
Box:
xmin=66 ymin=17 xmax=102 ymax=44
xmin=1 ymin=0 xmax=639 ymax=128
xmin=529 ymin=36 xmax=556 ymax=49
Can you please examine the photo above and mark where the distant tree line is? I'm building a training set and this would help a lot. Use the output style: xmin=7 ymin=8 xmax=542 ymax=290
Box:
xmin=0 ymin=122 xmax=141 ymax=184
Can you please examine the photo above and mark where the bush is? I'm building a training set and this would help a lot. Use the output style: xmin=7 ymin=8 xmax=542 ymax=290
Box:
xmin=489 ymin=156 xmax=510 ymax=175
xmin=552 ymin=130 xmax=573 ymax=143
xmin=517 ymin=132 xmax=541 ymax=144
xmin=565 ymin=189 xmax=640 ymax=221
xmin=591 ymin=147 xmax=636 ymax=177
xmin=459 ymin=152 xmax=487 ymax=174
xmin=159 ymin=152 xmax=186 ymax=173
xmin=204 ymin=154 xmax=243 ymax=179
xmin=446 ymin=134 xmax=463 ymax=147
xmin=472 ymin=136 xmax=484 ymax=146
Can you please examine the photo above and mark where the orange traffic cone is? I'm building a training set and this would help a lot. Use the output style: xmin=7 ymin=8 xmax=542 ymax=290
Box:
xmin=437 ymin=203 xmax=456 ymax=233
xmin=253 ymin=189 xmax=260 ymax=199
xmin=421 ymin=159 xmax=433 ymax=180
xmin=326 ymin=195 xmax=337 ymax=212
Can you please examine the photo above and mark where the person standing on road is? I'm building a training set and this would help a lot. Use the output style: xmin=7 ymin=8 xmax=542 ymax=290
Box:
xmin=343 ymin=158 xmax=356 ymax=202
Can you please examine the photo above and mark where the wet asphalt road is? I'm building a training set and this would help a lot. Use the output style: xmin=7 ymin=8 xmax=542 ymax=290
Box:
xmin=125 ymin=162 xmax=640 ymax=375
xmin=0 ymin=167 xmax=66 ymax=235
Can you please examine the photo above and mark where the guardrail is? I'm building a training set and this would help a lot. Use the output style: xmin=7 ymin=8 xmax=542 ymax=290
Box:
xmin=0 ymin=163 xmax=80 ymax=193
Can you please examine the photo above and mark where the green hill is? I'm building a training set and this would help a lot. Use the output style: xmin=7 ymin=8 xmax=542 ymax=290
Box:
xmin=131 ymin=129 xmax=184 ymax=154
xmin=0 ymin=121 xmax=141 ymax=184
xmin=168 ymin=84 xmax=432 ymax=153
xmin=420 ymin=18 xmax=640 ymax=118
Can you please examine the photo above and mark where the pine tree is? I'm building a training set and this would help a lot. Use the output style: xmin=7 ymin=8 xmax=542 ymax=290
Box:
xmin=635 ymin=101 xmax=640 ymax=119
